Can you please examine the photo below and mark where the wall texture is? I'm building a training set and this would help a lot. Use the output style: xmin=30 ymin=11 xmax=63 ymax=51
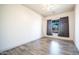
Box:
xmin=42 ymin=11 xmax=75 ymax=40
xmin=75 ymin=4 xmax=79 ymax=51
xmin=0 ymin=5 xmax=42 ymax=52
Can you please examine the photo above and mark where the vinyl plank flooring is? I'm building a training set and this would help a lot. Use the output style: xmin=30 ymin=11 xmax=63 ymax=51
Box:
xmin=0 ymin=37 xmax=79 ymax=55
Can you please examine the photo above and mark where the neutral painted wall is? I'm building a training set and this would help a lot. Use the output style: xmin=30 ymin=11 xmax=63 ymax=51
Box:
xmin=42 ymin=11 xmax=75 ymax=40
xmin=0 ymin=5 xmax=42 ymax=52
xmin=75 ymin=5 xmax=79 ymax=51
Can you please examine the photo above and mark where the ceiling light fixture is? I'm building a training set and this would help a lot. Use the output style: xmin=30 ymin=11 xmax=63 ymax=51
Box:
xmin=47 ymin=4 xmax=62 ymax=11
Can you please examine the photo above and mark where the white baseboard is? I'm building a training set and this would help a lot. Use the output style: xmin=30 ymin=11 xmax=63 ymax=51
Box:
xmin=43 ymin=35 xmax=72 ymax=41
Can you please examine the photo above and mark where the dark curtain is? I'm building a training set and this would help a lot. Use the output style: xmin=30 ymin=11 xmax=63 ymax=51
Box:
xmin=47 ymin=20 xmax=52 ymax=35
xmin=58 ymin=16 xmax=69 ymax=37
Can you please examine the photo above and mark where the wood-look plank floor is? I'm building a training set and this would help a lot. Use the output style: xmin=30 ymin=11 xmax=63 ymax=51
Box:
xmin=0 ymin=37 xmax=79 ymax=55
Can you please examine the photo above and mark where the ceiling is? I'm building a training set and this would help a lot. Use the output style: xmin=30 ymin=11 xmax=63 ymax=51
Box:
xmin=23 ymin=4 xmax=75 ymax=16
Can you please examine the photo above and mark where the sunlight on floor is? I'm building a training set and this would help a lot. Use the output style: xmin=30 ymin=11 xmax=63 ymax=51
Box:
xmin=49 ymin=41 xmax=61 ymax=54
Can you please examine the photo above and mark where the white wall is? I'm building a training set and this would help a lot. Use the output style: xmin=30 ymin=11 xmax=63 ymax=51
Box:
xmin=75 ymin=5 xmax=79 ymax=51
xmin=0 ymin=5 xmax=42 ymax=52
xmin=42 ymin=11 xmax=75 ymax=40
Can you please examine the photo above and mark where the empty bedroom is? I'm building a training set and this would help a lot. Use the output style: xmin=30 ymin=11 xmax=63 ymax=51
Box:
xmin=0 ymin=4 xmax=79 ymax=55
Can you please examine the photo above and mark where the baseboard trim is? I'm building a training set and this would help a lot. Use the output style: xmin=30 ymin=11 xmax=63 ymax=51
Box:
xmin=42 ymin=36 xmax=73 ymax=41
xmin=0 ymin=37 xmax=42 ymax=53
